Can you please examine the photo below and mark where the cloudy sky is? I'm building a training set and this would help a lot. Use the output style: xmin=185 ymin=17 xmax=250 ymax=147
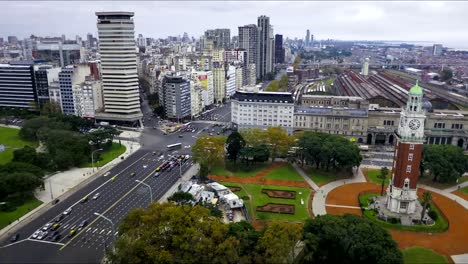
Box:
xmin=1 ymin=1 xmax=467 ymax=48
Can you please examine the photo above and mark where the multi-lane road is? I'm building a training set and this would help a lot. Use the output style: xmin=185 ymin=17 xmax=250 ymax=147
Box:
xmin=0 ymin=103 xmax=232 ymax=263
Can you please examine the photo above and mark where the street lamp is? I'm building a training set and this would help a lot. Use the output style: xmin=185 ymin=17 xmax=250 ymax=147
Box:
xmin=91 ymin=148 xmax=103 ymax=172
xmin=135 ymin=180 xmax=153 ymax=203
xmin=94 ymin=212 xmax=115 ymax=237
xmin=170 ymin=155 xmax=183 ymax=178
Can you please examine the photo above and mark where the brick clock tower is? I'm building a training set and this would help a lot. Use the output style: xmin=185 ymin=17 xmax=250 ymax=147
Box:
xmin=386 ymin=81 xmax=426 ymax=214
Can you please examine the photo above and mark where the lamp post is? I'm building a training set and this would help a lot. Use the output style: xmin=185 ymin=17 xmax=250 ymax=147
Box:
xmin=94 ymin=212 xmax=115 ymax=237
xmin=135 ymin=180 xmax=153 ymax=203
xmin=91 ymin=148 xmax=103 ymax=172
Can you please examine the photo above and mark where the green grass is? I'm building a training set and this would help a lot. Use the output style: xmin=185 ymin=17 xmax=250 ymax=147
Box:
xmin=358 ymin=193 xmax=449 ymax=233
xmin=365 ymin=169 xmax=391 ymax=185
xmin=211 ymin=162 xmax=271 ymax=177
xmin=80 ymin=143 xmax=126 ymax=168
xmin=0 ymin=197 xmax=43 ymax=230
xmin=218 ymin=181 xmax=312 ymax=221
xmin=264 ymin=164 xmax=305 ymax=181
xmin=459 ymin=186 xmax=468 ymax=194
xmin=308 ymin=168 xmax=351 ymax=186
xmin=403 ymin=247 xmax=448 ymax=264
xmin=0 ymin=127 xmax=38 ymax=164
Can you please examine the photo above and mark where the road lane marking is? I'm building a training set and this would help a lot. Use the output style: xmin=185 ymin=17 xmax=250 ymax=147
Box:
xmin=86 ymin=227 xmax=91 ymax=232
xmin=107 ymin=230 xmax=112 ymax=235
xmin=99 ymin=229 xmax=105 ymax=234
xmin=93 ymin=228 xmax=98 ymax=233
xmin=26 ymin=238 xmax=65 ymax=246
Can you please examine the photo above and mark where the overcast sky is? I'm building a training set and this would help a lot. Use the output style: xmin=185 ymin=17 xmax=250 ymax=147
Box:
xmin=1 ymin=1 xmax=467 ymax=49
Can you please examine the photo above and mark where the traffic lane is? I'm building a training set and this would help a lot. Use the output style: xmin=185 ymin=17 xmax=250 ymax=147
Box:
xmin=73 ymin=161 xmax=192 ymax=251
xmin=0 ymin=149 xmax=149 ymax=246
xmin=54 ymin=155 xmax=165 ymax=244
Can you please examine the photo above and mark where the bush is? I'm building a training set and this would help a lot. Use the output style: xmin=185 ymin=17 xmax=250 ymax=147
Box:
xmin=428 ymin=210 xmax=438 ymax=221
xmin=388 ymin=217 xmax=400 ymax=224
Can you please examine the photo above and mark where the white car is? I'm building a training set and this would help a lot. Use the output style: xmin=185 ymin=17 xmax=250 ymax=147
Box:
xmin=143 ymin=165 xmax=148 ymax=169
xmin=63 ymin=208 xmax=72 ymax=216
xmin=37 ymin=231 xmax=48 ymax=240
xmin=42 ymin=223 xmax=52 ymax=231
xmin=92 ymin=193 xmax=100 ymax=200
xmin=154 ymin=172 xmax=160 ymax=177
xmin=103 ymin=172 xmax=111 ymax=177
xmin=32 ymin=230 xmax=41 ymax=239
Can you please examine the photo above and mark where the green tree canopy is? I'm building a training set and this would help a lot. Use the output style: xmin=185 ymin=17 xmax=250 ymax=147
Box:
xmin=226 ymin=131 xmax=246 ymax=162
xmin=192 ymin=136 xmax=227 ymax=172
xmin=421 ymin=145 xmax=467 ymax=183
xmin=167 ymin=191 xmax=195 ymax=205
xmin=301 ymin=214 xmax=403 ymax=264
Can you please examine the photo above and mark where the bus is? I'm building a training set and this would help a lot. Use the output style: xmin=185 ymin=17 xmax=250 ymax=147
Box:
xmin=167 ymin=143 xmax=182 ymax=150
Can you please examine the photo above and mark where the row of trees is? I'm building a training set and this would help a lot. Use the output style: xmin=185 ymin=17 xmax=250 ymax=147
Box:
xmin=421 ymin=144 xmax=468 ymax=183
xmin=264 ymin=75 xmax=289 ymax=92
xmin=108 ymin=203 xmax=403 ymax=264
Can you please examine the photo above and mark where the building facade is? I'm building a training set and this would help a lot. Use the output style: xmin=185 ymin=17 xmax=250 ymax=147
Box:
xmin=226 ymin=65 xmax=236 ymax=98
xmin=386 ymin=82 xmax=426 ymax=214
xmin=238 ymin=24 xmax=258 ymax=66
xmin=161 ymin=75 xmax=191 ymax=120
xmin=205 ymin=29 xmax=231 ymax=50
xmin=213 ymin=62 xmax=226 ymax=103
xmin=231 ymin=91 xmax=294 ymax=134
xmin=0 ymin=63 xmax=37 ymax=108
xmin=274 ymin=34 xmax=284 ymax=64
xmin=257 ymin=15 xmax=273 ymax=80
xmin=95 ymin=12 xmax=142 ymax=124
xmin=58 ymin=64 xmax=90 ymax=115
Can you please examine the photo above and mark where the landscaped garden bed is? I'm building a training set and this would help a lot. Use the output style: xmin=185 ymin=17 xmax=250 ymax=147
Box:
xmin=256 ymin=203 xmax=295 ymax=214
xmin=262 ymin=189 xmax=296 ymax=199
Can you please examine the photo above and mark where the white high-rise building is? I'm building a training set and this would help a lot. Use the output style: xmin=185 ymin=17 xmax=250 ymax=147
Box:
xmin=95 ymin=12 xmax=142 ymax=125
xmin=226 ymin=65 xmax=236 ymax=98
xmin=238 ymin=24 xmax=258 ymax=66
xmin=74 ymin=76 xmax=103 ymax=118
xmin=362 ymin=58 xmax=369 ymax=76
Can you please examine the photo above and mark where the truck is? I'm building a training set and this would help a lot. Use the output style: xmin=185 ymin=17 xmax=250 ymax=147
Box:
xmin=99 ymin=121 xmax=110 ymax=126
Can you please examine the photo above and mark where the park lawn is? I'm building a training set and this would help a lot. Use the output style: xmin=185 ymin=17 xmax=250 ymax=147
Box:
xmin=218 ymin=181 xmax=311 ymax=221
xmin=0 ymin=148 xmax=15 ymax=165
xmin=365 ymin=169 xmax=391 ymax=185
xmin=80 ymin=143 xmax=126 ymax=168
xmin=308 ymin=168 xmax=350 ymax=186
xmin=459 ymin=186 xmax=468 ymax=195
xmin=403 ymin=247 xmax=449 ymax=264
xmin=264 ymin=164 xmax=304 ymax=181
xmin=359 ymin=192 xmax=448 ymax=233
xmin=211 ymin=162 xmax=271 ymax=178
xmin=0 ymin=197 xmax=43 ymax=230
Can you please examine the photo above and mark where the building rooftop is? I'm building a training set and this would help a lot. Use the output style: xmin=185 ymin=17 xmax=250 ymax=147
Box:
xmin=295 ymin=105 xmax=368 ymax=117
xmin=95 ymin=11 xmax=134 ymax=16
xmin=409 ymin=80 xmax=423 ymax=95
xmin=231 ymin=90 xmax=294 ymax=104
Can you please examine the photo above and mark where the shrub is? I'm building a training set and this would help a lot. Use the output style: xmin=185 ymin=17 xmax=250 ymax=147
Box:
xmin=428 ymin=210 xmax=438 ymax=221
xmin=388 ymin=217 xmax=400 ymax=224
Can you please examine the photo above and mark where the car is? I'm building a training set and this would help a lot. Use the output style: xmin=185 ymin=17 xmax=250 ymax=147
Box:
xmin=154 ymin=172 xmax=160 ymax=177
xmin=130 ymin=172 xmax=136 ymax=177
xmin=50 ymin=231 xmax=59 ymax=238
xmin=78 ymin=220 xmax=88 ymax=231
xmin=10 ymin=234 xmax=19 ymax=243
xmin=52 ymin=199 xmax=60 ymax=205
xmin=32 ymin=230 xmax=41 ymax=239
xmin=153 ymin=126 xmax=156 ymax=129
xmin=143 ymin=165 xmax=148 ymax=169
xmin=68 ymin=229 xmax=76 ymax=237
xmin=51 ymin=223 xmax=60 ymax=231
xmin=103 ymin=172 xmax=111 ymax=177
xmin=111 ymin=176 xmax=116 ymax=182
xmin=42 ymin=223 xmax=52 ymax=231
xmin=37 ymin=231 xmax=48 ymax=240
xmin=152 ymin=151 xmax=157 ymax=155
xmin=63 ymin=208 xmax=72 ymax=216
xmin=52 ymin=233 xmax=62 ymax=242
xmin=156 ymin=166 xmax=161 ymax=172
xmin=209 ymin=133 xmax=213 ymax=136
xmin=92 ymin=193 xmax=100 ymax=200
xmin=80 ymin=196 xmax=88 ymax=203
xmin=54 ymin=214 xmax=64 ymax=222
xmin=217 ymin=132 xmax=220 ymax=135
xmin=178 ymin=135 xmax=183 ymax=138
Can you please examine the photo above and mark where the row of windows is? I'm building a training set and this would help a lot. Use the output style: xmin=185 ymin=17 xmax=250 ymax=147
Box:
xmin=384 ymin=120 xmax=395 ymax=126
xmin=433 ymin=122 xmax=464 ymax=129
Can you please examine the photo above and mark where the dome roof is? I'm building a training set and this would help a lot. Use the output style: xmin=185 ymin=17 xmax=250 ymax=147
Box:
xmin=409 ymin=80 xmax=423 ymax=95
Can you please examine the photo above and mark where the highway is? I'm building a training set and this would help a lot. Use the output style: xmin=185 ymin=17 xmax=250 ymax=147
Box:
xmin=0 ymin=103 xmax=232 ymax=263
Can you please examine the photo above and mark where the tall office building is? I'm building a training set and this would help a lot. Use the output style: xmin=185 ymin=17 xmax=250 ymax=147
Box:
xmin=86 ymin=33 xmax=94 ymax=48
xmin=161 ymin=75 xmax=191 ymax=120
xmin=274 ymin=34 xmax=284 ymax=64
xmin=58 ymin=65 xmax=90 ymax=115
xmin=204 ymin=29 xmax=230 ymax=50
xmin=362 ymin=58 xmax=369 ymax=76
xmin=0 ymin=62 xmax=37 ymax=108
xmin=305 ymin=29 xmax=310 ymax=47
xmin=257 ymin=15 xmax=273 ymax=80
xmin=95 ymin=12 xmax=142 ymax=125
xmin=238 ymin=24 xmax=258 ymax=66
xmin=432 ymin=44 xmax=443 ymax=56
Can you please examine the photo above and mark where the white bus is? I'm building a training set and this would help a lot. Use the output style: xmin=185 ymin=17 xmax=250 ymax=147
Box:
xmin=167 ymin=143 xmax=182 ymax=150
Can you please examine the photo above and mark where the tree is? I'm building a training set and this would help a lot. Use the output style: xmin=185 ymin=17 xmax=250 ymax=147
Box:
xmin=420 ymin=191 xmax=432 ymax=222
xmin=256 ymin=222 xmax=302 ymax=264
xmin=167 ymin=191 xmax=195 ymax=205
xmin=264 ymin=127 xmax=294 ymax=161
xmin=279 ymin=74 xmax=289 ymax=90
xmin=422 ymin=145 xmax=467 ymax=183
xmin=19 ymin=116 xmax=49 ymax=141
xmin=378 ymin=167 xmax=389 ymax=196
xmin=301 ymin=214 xmax=403 ymax=264
xmin=86 ymin=127 xmax=121 ymax=149
xmin=227 ymin=221 xmax=261 ymax=262
xmin=192 ymin=136 xmax=226 ymax=172
xmin=226 ymin=131 xmax=246 ymax=163
xmin=0 ymin=171 xmax=43 ymax=204
xmin=440 ymin=69 xmax=453 ymax=81
xmin=239 ymin=128 xmax=266 ymax=147
xmin=265 ymin=80 xmax=280 ymax=92
xmin=108 ymin=203 xmax=240 ymax=264
xmin=40 ymin=101 xmax=62 ymax=115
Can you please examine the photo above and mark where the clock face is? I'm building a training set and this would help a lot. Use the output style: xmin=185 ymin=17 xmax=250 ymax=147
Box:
xmin=408 ymin=119 xmax=421 ymax=130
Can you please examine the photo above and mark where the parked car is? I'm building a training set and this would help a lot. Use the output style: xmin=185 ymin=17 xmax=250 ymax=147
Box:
xmin=63 ymin=208 xmax=72 ymax=216
xmin=32 ymin=230 xmax=41 ymax=239
xmin=42 ymin=223 xmax=52 ymax=231
xmin=37 ymin=231 xmax=48 ymax=240
xmin=130 ymin=172 xmax=136 ymax=177
xmin=10 ymin=234 xmax=19 ymax=243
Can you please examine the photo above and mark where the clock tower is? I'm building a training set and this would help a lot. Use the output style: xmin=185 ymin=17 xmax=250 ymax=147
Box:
xmin=386 ymin=81 xmax=426 ymax=214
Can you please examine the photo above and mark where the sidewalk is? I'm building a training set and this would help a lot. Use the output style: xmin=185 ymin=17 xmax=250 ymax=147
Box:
xmin=418 ymin=184 xmax=468 ymax=210
xmin=312 ymin=166 xmax=366 ymax=216
xmin=0 ymin=139 xmax=141 ymax=239
xmin=158 ymin=163 xmax=200 ymax=202
xmin=292 ymin=163 xmax=319 ymax=191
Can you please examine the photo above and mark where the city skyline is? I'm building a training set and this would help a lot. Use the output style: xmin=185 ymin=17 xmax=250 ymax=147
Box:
xmin=1 ymin=1 xmax=468 ymax=49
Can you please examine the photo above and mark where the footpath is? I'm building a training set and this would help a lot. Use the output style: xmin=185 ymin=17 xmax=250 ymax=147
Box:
xmin=0 ymin=138 xmax=141 ymax=240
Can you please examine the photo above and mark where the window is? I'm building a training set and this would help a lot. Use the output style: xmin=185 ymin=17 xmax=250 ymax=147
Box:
xmin=406 ymin=165 xmax=412 ymax=173
xmin=452 ymin=123 xmax=464 ymax=129
xmin=434 ymin=123 xmax=445 ymax=129
xmin=408 ymin=153 xmax=413 ymax=161
xmin=400 ymin=202 xmax=408 ymax=210
xmin=384 ymin=120 xmax=395 ymax=126
xmin=404 ymin=178 xmax=410 ymax=189
xmin=409 ymin=144 xmax=415 ymax=150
